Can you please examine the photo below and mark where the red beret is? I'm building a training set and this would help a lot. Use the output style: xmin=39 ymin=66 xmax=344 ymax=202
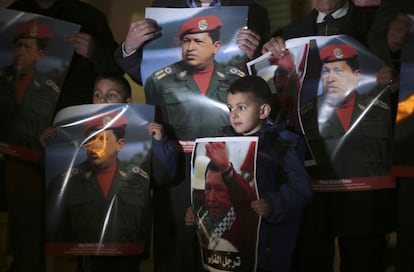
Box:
xmin=14 ymin=21 xmax=53 ymax=40
xmin=84 ymin=111 xmax=128 ymax=135
xmin=179 ymin=15 xmax=222 ymax=39
xmin=319 ymin=44 xmax=358 ymax=63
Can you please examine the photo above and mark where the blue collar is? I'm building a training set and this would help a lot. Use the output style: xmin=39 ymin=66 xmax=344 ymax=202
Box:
xmin=187 ymin=0 xmax=221 ymax=7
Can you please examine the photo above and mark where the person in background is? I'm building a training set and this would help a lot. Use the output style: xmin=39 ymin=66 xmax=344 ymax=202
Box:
xmin=296 ymin=42 xmax=395 ymax=272
xmin=384 ymin=1 xmax=414 ymax=271
xmin=186 ymin=75 xmax=313 ymax=272
xmin=263 ymin=0 xmax=380 ymax=59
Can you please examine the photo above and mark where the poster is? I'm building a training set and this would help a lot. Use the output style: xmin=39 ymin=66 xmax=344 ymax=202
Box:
xmin=141 ymin=7 xmax=248 ymax=148
xmin=299 ymin=35 xmax=394 ymax=191
xmin=248 ymin=34 xmax=395 ymax=192
xmin=191 ymin=136 xmax=260 ymax=272
xmin=0 ymin=8 xmax=80 ymax=163
xmin=44 ymin=103 xmax=155 ymax=256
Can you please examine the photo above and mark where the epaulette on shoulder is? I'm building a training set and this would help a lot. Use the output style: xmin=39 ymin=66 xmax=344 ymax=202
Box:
xmin=121 ymin=164 xmax=149 ymax=181
xmin=223 ymin=66 xmax=245 ymax=78
xmin=152 ymin=66 xmax=176 ymax=81
xmin=61 ymin=165 xmax=88 ymax=179
xmin=373 ymin=99 xmax=390 ymax=110
xmin=46 ymin=79 xmax=60 ymax=93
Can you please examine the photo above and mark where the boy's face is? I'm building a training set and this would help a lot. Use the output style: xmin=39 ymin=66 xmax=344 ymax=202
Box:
xmin=227 ymin=92 xmax=268 ymax=136
xmin=93 ymin=79 xmax=131 ymax=104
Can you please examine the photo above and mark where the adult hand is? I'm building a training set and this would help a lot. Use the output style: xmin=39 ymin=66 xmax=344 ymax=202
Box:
xmin=377 ymin=65 xmax=399 ymax=93
xmin=147 ymin=121 xmax=164 ymax=141
xmin=262 ymin=36 xmax=287 ymax=59
xmin=387 ymin=13 xmax=412 ymax=53
xmin=237 ymin=28 xmax=260 ymax=59
xmin=124 ymin=18 xmax=160 ymax=55
xmin=205 ymin=142 xmax=230 ymax=171
xmin=65 ymin=32 xmax=95 ymax=59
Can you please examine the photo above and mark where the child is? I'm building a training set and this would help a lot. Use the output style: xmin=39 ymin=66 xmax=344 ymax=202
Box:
xmin=185 ymin=75 xmax=313 ymax=272
xmin=43 ymin=72 xmax=177 ymax=272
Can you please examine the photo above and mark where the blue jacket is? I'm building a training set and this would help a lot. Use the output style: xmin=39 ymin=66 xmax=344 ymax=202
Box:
xmin=223 ymin=122 xmax=313 ymax=271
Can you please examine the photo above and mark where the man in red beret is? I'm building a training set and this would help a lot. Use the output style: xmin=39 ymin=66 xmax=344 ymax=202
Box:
xmin=46 ymin=110 xmax=151 ymax=247
xmin=0 ymin=20 xmax=58 ymax=149
xmin=318 ymin=43 xmax=361 ymax=108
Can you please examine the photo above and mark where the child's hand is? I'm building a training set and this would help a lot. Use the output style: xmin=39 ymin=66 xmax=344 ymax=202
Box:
xmin=39 ymin=126 xmax=57 ymax=147
xmin=185 ymin=206 xmax=196 ymax=226
xmin=147 ymin=121 xmax=164 ymax=141
xmin=251 ymin=199 xmax=269 ymax=217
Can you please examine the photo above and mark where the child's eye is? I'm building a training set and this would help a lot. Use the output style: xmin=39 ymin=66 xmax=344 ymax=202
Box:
xmin=93 ymin=92 xmax=102 ymax=99
xmin=238 ymin=105 xmax=247 ymax=111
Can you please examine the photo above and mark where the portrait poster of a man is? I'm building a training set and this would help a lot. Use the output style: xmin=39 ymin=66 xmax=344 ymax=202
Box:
xmin=141 ymin=7 xmax=248 ymax=146
xmin=0 ymin=8 xmax=79 ymax=161
xmin=392 ymin=28 xmax=414 ymax=176
xmin=44 ymin=104 xmax=155 ymax=256
xmin=298 ymin=35 xmax=394 ymax=192
xmin=191 ymin=136 xmax=260 ymax=272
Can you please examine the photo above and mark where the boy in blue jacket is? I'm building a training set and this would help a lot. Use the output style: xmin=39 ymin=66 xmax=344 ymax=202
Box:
xmin=185 ymin=75 xmax=313 ymax=271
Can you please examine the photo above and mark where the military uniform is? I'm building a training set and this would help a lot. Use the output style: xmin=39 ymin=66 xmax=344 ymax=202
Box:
xmin=0 ymin=65 xmax=59 ymax=149
xmin=46 ymin=159 xmax=150 ymax=244
xmin=301 ymin=89 xmax=392 ymax=180
xmin=145 ymin=60 xmax=244 ymax=140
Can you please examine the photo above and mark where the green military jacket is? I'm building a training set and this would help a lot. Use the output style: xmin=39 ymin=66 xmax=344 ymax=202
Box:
xmin=144 ymin=61 xmax=244 ymax=140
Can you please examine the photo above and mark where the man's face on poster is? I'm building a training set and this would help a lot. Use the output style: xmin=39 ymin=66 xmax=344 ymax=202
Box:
xmin=181 ymin=32 xmax=221 ymax=71
xmin=320 ymin=60 xmax=360 ymax=107
xmin=83 ymin=130 xmax=125 ymax=170
xmin=204 ymin=169 xmax=231 ymax=222
xmin=13 ymin=38 xmax=44 ymax=75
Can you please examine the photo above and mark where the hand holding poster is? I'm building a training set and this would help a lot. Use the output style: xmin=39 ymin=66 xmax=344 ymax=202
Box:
xmin=45 ymin=104 xmax=155 ymax=256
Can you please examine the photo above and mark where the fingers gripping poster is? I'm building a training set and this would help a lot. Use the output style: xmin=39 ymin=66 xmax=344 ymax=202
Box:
xmin=191 ymin=137 xmax=260 ymax=272
xmin=44 ymin=104 xmax=155 ymax=256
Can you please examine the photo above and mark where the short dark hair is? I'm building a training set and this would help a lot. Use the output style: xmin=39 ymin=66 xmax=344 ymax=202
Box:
xmin=227 ymin=75 xmax=274 ymax=106
xmin=94 ymin=73 xmax=131 ymax=99
xmin=207 ymin=29 xmax=221 ymax=43
xmin=110 ymin=126 xmax=126 ymax=140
